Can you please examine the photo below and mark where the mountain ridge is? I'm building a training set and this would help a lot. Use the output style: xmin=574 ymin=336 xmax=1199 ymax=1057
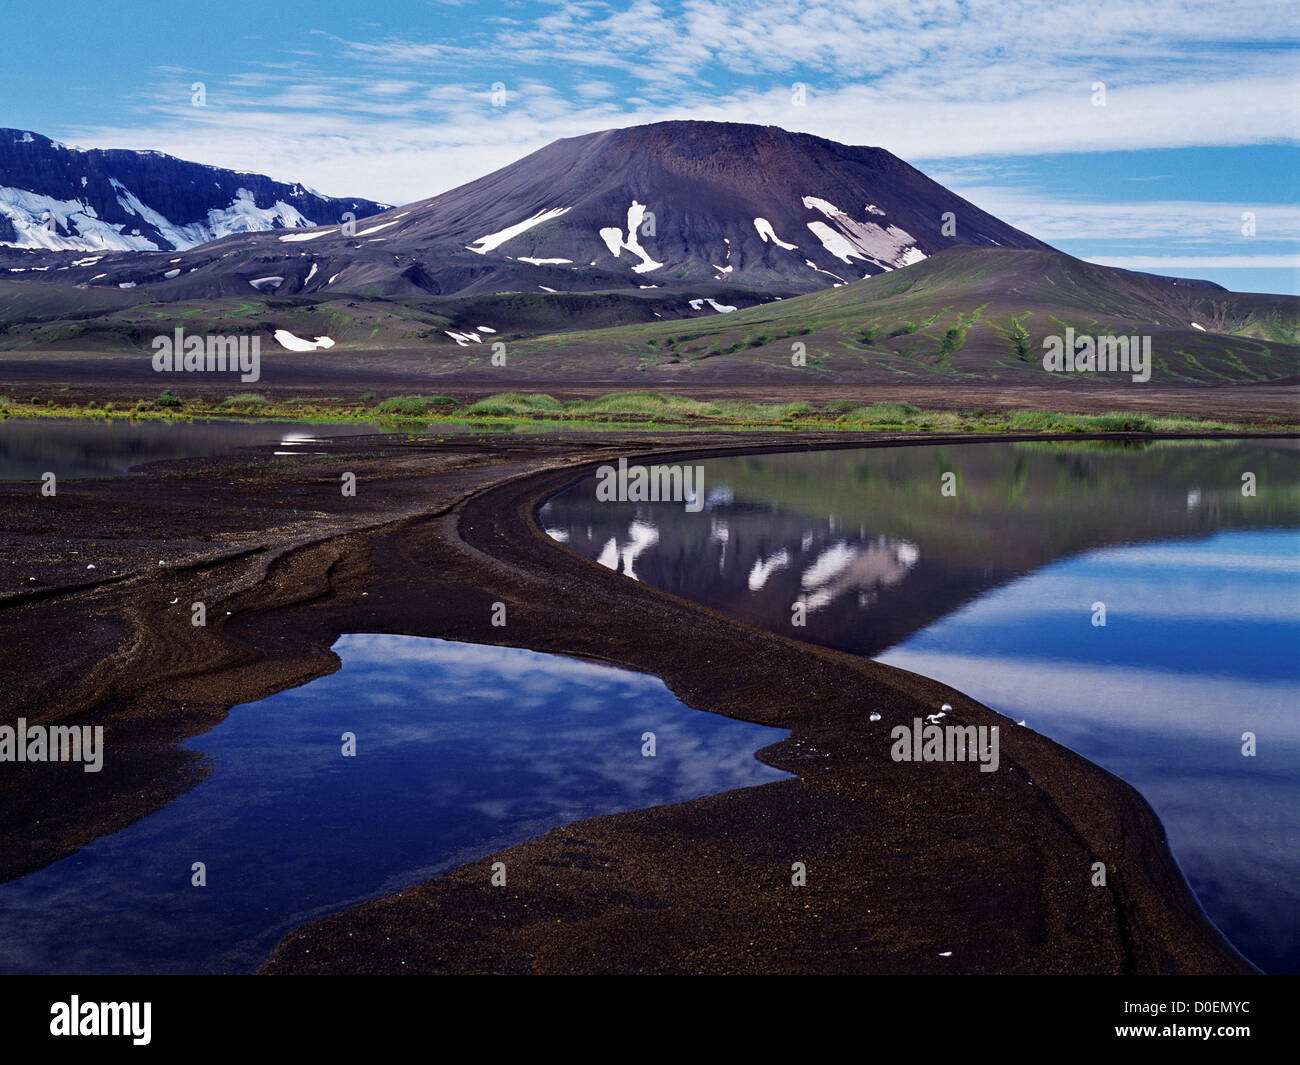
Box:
xmin=0 ymin=120 xmax=1052 ymax=300
xmin=0 ymin=128 xmax=387 ymax=253
xmin=1 ymin=244 xmax=1294 ymax=388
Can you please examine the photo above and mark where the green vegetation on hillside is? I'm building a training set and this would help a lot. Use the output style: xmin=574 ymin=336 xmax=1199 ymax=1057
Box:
xmin=4 ymin=247 xmax=1296 ymax=387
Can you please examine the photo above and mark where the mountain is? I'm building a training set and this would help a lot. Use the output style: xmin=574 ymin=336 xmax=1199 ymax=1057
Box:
xmin=486 ymin=245 xmax=1298 ymax=383
xmin=1 ymin=120 xmax=1291 ymax=388
xmin=541 ymin=440 xmax=1300 ymax=656
xmin=0 ymin=121 xmax=1050 ymax=300
xmin=2 ymin=244 xmax=1294 ymax=388
xmin=0 ymin=128 xmax=387 ymax=253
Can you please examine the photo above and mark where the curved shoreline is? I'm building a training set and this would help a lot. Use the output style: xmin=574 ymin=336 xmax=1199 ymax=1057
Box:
xmin=530 ymin=433 xmax=1290 ymax=970
xmin=0 ymin=429 xmax=1265 ymax=973
xmin=262 ymin=437 xmax=1258 ymax=974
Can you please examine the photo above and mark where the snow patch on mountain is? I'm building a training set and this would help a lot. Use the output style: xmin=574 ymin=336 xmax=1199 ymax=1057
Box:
xmin=116 ymin=183 xmax=313 ymax=249
xmin=0 ymin=186 xmax=157 ymax=251
xmin=209 ymin=190 xmax=313 ymax=238
xmin=805 ymin=221 xmax=861 ymax=264
xmin=273 ymin=329 xmax=335 ymax=352
xmin=753 ymin=217 xmax=799 ymax=250
xmin=466 ymin=207 xmax=570 ymax=254
xmin=598 ymin=228 xmax=621 ymax=256
xmin=801 ymin=195 xmax=922 ymax=270
xmin=356 ymin=219 xmax=400 ymax=236
xmin=0 ymin=179 xmax=324 ymax=253
xmin=599 ymin=201 xmax=663 ymax=274
xmin=689 ymin=298 xmax=737 ymax=314
xmin=804 ymin=258 xmax=846 ymax=283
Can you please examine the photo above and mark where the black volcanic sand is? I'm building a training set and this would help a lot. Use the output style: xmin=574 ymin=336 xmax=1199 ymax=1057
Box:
xmin=0 ymin=428 xmax=1260 ymax=974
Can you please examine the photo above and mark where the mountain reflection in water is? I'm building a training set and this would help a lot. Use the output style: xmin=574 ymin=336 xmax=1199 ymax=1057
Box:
xmin=541 ymin=439 xmax=1300 ymax=972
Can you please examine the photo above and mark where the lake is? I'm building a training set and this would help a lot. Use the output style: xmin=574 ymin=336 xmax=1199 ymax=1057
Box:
xmin=540 ymin=438 xmax=1300 ymax=972
xmin=0 ymin=416 xmax=395 ymax=480
xmin=0 ymin=415 xmax=720 ymax=481
xmin=0 ymin=635 xmax=788 ymax=973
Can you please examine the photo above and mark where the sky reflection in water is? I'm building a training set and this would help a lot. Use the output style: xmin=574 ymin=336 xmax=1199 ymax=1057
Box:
xmin=541 ymin=441 xmax=1300 ymax=973
xmin=0 ymin=636 xmax=788 ymax=974
xmin=880 ymin=531 xmax=1300 ymax=974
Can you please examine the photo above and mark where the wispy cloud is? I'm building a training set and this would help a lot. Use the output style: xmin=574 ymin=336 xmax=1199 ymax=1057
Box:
xmin=1088 ymin=254 xmax=1300 ymax=268
xmin=46 ymin=0 xmax=1299 ymax=284
xmin=920 ymin=187 xmax=1299 ymax=242
xmin=56 ymin=1 xmax=1296 ymax=186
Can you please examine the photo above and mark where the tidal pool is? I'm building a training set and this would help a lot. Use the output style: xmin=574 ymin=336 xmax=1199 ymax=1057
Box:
xmin=0 ymin=635 xmax=788 ymax=974
xmin=541 ymin=438 xmax=1300 ymax=972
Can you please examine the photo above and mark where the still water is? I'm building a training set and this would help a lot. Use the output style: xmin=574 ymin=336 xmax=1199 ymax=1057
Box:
xmin=0 ymin=635 xmax=787 ymax=973
xmin=0 ymin=417 xmax=390 ymax=480
xmin=0 ymin=416 xmax=713 ymax=480
xmin=541 ymin=439 xmax=1300 ymax=972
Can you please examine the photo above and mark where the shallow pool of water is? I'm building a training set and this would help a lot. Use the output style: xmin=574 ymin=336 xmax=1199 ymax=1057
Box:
xmin=0 ymin=635 xmax=788 ymax=974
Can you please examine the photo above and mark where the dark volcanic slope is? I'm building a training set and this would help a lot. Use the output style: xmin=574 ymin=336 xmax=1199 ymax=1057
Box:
xmin=0 ymin=128 xmax=387 ymax=253
xmin=0 ymin=121 xmax=1050 ymax=301
xmin=336 ymin=120 xmax=1054 ymax=291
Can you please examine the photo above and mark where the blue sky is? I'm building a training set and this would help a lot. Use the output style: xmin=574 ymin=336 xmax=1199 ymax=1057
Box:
xmin=3 ymin=0 xmax=1298 ymax=293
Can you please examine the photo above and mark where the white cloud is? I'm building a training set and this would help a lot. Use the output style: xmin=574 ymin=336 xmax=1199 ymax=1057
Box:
xmin=50 ymin=0 xmax=1300 ymax=207
xmin=1087 ymin=254 xmax=1300 ymax=268
xmin=914 ymin=185 xmax=1299 ymax=243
